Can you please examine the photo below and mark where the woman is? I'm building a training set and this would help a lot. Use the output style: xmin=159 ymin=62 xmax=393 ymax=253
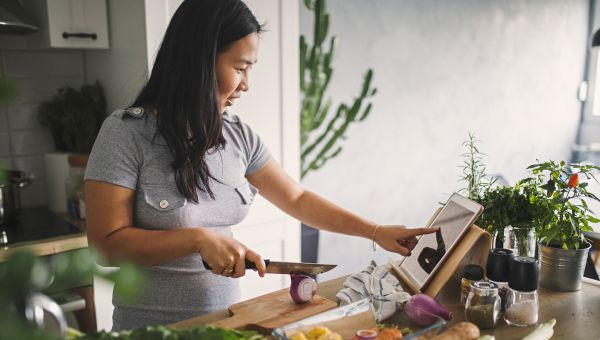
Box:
xmin=85 ymin=0 xmax=437 ymax=330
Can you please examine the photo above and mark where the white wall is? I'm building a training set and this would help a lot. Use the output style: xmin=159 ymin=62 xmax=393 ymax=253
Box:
xmin=299 ymin=0 xmax=589 ymax=280
xmin=85 ymin=0 xmax=148 ymax=112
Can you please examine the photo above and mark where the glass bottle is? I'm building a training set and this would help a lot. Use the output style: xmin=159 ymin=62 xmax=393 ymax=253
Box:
xmin=504 ymin=256 xmax=539 ymax=327
xmin=486 ymin=248 xmax=514 ymax=315
xmin=461 ymin=264 xmax=484 ymax=306
xmin=465 ymin=281 xmax=501 ymax=329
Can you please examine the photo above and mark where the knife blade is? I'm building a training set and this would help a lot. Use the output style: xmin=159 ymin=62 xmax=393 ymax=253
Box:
xmin=202 ymin=259 xmax=336 ymax=275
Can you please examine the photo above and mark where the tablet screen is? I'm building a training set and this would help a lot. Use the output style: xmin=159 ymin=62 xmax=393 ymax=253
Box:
xmin=399 ymin=194 xmax=482 ymax=289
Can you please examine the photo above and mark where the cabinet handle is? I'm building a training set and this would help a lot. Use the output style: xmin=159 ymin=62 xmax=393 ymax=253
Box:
xmin=62 ymin=32 xmax=98 ymax=40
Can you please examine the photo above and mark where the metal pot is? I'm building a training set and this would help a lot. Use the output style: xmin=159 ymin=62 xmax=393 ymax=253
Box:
xmin=539 ymin=242 xmax=591 ymax=291
xmin=0 ymin=169 xmax=32 ymax=225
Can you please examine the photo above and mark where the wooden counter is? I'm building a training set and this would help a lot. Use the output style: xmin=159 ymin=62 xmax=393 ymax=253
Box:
xmin=0 ymin=232 xmax=87 ymax=261
xmin=0 ymin=208 xmax=87 ymax=261
xmin=174 ymin=275 xmax=600 ymax=339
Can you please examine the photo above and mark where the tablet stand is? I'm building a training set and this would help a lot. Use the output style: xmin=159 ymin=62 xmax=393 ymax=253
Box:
xmin=389 ymin=208 xmax=493 ymax=297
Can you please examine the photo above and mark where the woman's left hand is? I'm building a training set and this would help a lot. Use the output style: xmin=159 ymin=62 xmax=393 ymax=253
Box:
xmin=374 ymin=225 xmax=439 ymax=256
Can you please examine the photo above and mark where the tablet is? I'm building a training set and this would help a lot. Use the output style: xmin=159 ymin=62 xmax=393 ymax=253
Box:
xmin=398 ymin=192 xmax=483 ymax=291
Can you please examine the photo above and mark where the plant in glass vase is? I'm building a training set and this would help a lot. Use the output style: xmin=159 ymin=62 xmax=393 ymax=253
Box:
xmin=476 ymin=182 xmax=551 ymax=257
xmin=524 ymin=160 xmax=600 ymax=291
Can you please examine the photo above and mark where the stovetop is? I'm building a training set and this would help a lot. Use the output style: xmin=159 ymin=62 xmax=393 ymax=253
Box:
xmin=0 ymin=207 xmax=83 ymax=247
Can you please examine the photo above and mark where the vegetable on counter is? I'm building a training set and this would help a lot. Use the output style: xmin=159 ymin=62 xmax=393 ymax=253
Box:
xmin=521 ymin=319 xmax=556 ymax=340
xmin=429 ymin=322 xmax=480 ymax=340
xmin=289 ymin=326 xmax=342 ymax=340
xmin=349 ymin=326 xmax=406 ymax=340
xmin=290 ymin=274 xmax=317 ymax=304
xmin=404 ymin=294 xmax=452 ymax=326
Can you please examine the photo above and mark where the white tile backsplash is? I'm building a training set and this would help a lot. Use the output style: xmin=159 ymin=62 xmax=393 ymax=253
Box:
xmin=3 ymin=51 xmax=84 ymax=78
xmin=20 ymin=179 xmax=49 ymax=207
xmin=0 ymin=132 xmax=11 ymax=157
xmin=7 ymin=104 xmax=41 ymax=130
xmin=0 ymin=105 xmax=7 ymax=131
xmin=7 ymin=77 xmax=85 ymax=105
xmin=10 ymin=129 xmax=55 ymax=156
xmin=0 ymin=157 xmax=12 ymax=169
xmin=0 ymin=49 xmax=85 ymax=207
xmin=13 ymin=155 xmax=46 ymax=180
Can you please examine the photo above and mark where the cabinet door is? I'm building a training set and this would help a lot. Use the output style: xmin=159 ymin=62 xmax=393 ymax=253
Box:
xmin=47 ymin=0 xmax=109 ymax=49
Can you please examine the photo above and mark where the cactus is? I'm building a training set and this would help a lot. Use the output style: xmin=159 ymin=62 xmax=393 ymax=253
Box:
xmin=300 ymin=0 xmax=377 ymax=178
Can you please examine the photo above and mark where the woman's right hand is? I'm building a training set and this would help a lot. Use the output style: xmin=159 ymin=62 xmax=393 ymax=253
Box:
xmin=197 ymin=228 xmax=266 ymax=278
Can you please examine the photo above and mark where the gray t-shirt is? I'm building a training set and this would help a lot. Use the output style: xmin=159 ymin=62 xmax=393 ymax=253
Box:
xmin=85 ymin=107 xmax=271 ymax=330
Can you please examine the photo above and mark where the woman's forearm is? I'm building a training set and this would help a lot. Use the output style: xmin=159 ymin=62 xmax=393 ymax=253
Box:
xmin=286 ymin=190 xmax=377 ymax=239
xmin=91 ymin=226 xmax=203 ymax=266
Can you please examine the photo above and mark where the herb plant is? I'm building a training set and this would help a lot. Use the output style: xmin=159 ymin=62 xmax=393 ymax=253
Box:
xmin=524 ymin=161 xmax=600 ymax=250
xmin=458 ymin=133 xmax=495 ymax=201
xmin=38 ymin=81 xmax=107 ymax=153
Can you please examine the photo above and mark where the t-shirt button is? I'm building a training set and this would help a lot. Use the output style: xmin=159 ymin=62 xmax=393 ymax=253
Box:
xmin=159 ymin=200 xmax=169 ymax=209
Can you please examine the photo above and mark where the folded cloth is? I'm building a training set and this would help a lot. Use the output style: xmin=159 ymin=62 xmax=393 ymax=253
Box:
xmin=336 ymin=260 xmax=411 ymax=322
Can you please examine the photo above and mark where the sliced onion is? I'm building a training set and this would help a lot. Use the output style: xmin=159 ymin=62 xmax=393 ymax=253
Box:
xmin=290 ymin=274 xmax=316 ymax=304
xmin=355 ymin=329 xmax=378 ymax=339
xmin=404 ymin=294 xmax=452 ymax=326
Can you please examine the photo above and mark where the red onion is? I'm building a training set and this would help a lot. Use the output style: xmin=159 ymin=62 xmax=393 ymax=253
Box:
xmin=290 ymin=274 xmax=316 ymax=304
xmin=355 ymin=329 xmax=378 ymax=339
xmin=404 ymin=294 xmax=452 ymax=326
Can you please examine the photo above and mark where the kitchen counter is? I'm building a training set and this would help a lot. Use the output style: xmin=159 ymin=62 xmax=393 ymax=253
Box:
xmin=0 ymin=207 xmax=87 ymax=261
xmin=172 ymin=275 xmax=600 ymax=339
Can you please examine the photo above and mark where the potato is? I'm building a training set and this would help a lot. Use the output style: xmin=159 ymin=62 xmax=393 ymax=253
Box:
xmin=429 ymin=322 xmax=480 ymax=340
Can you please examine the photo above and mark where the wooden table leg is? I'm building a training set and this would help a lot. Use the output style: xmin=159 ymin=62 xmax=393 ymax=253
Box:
xmin=73 ymin=285 xmax=97 ymax=332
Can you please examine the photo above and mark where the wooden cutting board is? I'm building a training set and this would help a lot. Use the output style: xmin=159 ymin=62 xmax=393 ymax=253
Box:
xmin=209 ymin=288 xmax=337 ymax=334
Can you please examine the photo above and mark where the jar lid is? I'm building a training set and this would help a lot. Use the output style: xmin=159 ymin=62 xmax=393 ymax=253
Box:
xmin=508 ymin=256 xmax=539 ymax=292
xmin=486 ymin=248 xmax=514 ymax=282
xmin=463 ymin=264 xmax=484 ymax=281
xmin=470 ymin=281 xmax=499 ymax=296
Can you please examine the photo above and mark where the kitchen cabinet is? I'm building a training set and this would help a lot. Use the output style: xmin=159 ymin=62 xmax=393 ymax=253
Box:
xmin=0 ymin=0 xmax=109 ymax=49
xmin=43 ymin=0 xmax=109 ymax=49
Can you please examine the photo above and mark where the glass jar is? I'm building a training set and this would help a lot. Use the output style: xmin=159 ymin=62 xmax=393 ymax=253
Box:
xmin=460 ymin=264 xmax=484 ymax=306
xmin=508 ymin=227 xmax=536 ymax=257
xmin=504 ymin=289 xmax=538 ymax=327
xmin=505 ymin=256 xmax=539 ymax=327
xmin=465 ymin=281 xmax=501 ymax=329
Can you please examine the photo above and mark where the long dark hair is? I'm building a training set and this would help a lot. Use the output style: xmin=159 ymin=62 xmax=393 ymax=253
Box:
xmin=132 ymin=0 xmax=262 ymax=202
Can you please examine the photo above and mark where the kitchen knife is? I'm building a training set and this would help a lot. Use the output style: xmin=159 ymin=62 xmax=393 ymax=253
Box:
xmin=202 ymin=259 xmax=336 ymax=276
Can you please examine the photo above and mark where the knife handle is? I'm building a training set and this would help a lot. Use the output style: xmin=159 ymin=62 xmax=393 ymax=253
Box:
xmin=202 ymin=259 xmax=270 ymax=271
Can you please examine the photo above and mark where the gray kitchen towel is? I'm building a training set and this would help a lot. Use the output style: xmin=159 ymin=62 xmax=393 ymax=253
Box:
xmin=336 ymin=260 xmax=411 ymax=322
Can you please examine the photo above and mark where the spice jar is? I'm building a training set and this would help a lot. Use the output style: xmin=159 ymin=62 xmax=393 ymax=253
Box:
xmin=465 ymin=281 xmax=501 ymax=329
xmin=461 ymin=264 xmax=484 ymax=306
xmin=504 ymin=256 xmax=539 ymax=327
xmin=486 ymin=248 xmax=514 ymax=315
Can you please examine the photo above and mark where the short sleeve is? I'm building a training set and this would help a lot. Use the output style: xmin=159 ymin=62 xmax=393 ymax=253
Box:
xmin=84 ymin=115 xmax=140 ymax=189
xmin=239 ymin=121 xmax=271 ymax=175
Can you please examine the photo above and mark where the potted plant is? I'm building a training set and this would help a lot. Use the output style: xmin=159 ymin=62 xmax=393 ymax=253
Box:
xmin=476 ymin=182 xmax=552 ymax=257
xmin=524 ymin=160 xmax=600 ymax=291
xmin=299 ymin=0 xmax=377 ymax=262
xmin=457 ymin=134 xmax=551 ymax=255
xmin=37 ymin=81 xmax=107 ymax=213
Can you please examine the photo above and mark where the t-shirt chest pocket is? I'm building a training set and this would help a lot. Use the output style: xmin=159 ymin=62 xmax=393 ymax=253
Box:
xmin=142 ymin=185 xmax=187 ymax=211
xmin=234 ymin=181 xmax=258 ymax=205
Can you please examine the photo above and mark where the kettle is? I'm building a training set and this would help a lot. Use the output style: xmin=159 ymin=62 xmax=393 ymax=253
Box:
xmin=0 ymin=169 xmax=32 ymax=225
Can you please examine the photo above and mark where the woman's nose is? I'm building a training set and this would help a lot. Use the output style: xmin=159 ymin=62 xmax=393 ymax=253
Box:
xmin=239 ymin=74 xmax=249 ymax=92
